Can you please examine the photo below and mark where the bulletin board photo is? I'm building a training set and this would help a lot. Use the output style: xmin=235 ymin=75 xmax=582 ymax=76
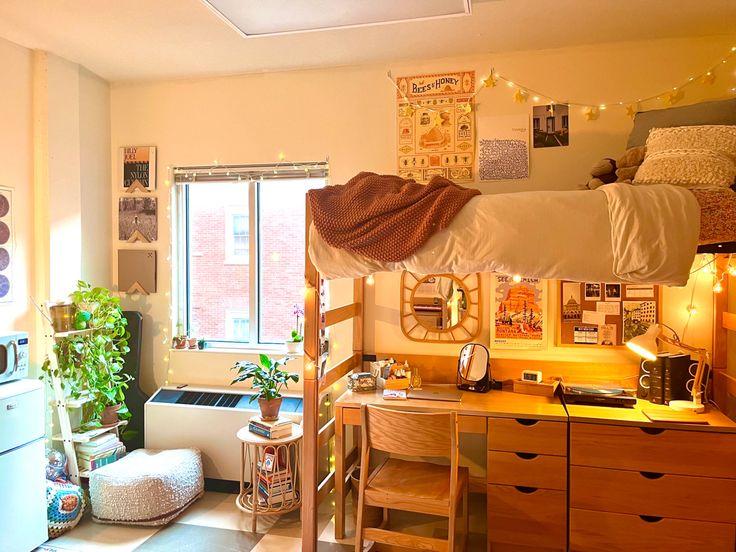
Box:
xmin=557 ymin=281 xmax=661 ymax=348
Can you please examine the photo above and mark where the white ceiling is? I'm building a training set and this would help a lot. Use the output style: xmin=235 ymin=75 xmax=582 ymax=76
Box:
xmin=0 ymin=0 xmax=734 ymax=82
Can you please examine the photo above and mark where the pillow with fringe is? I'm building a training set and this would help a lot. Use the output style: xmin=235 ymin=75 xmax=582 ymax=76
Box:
xmin=645 ymin=125 xmax=736 ymax=161
xmin=633 ymin=148 xmax=736 ymax=188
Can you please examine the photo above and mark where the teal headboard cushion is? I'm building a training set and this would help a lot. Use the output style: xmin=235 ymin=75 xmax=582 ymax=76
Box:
xmin=627 ymin=98 xmax=736 ymax=148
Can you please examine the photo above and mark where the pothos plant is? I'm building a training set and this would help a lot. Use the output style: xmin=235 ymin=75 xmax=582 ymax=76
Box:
xmin=42 ymin=281 xmax=132 ymax=425
xmin=231 ymin=354 xmax=299 ymax=402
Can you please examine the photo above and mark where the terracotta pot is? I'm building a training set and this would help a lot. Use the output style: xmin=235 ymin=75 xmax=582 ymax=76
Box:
xmin=101 ymin=404 xmax=121 ymax=426
xmin=258 ymin=397 xmax=282 ymax=421
xmin=173 ymin=336 xmax=187 ymax=349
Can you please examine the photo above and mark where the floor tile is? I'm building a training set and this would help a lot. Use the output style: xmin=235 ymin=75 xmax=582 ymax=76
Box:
xmin=250 ymin=534 xmax=303 ymax=552
xmin=134 ymin=523 xmax=262 ymax=552
xmin=175 ymin=491 xmax=280 ymax=533
xmin=46 ymin=518 xmax=160 ymax=552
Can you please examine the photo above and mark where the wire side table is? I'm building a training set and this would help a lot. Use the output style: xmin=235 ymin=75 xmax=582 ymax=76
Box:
xmin=235 ymin=423 xmax=302 ymax=532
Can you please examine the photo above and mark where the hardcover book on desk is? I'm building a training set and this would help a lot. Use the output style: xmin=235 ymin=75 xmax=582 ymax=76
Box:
xmin=639 ymin=353 xmax=696 ymax=405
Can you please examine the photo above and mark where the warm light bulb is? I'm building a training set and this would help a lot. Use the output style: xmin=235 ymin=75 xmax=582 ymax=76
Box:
xmin=532 ymin=96 xmax=540 ymax=102
xmin=278 ymin=152 xmax=286 ymax=161
xmin=512 ymin=274 xmax=522 ymax=283
xmin=507 ymin=81 xmax=514 ymax=87
xmin=728 ymin=265 xmax=736 ymax=277
xmin=599 ymin=104 xmax=607 ymax=110
xmin=366 ymin=274 xmax=375 ymax=286
xmin=714 ymin=281 xmax=723 ymax=293
xmin=687 ymin=305 xmax=698 ymax=315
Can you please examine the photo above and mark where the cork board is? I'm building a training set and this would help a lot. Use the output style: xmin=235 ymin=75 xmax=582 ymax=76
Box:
xmin=557 ymin=281 xmax=661 ymax=347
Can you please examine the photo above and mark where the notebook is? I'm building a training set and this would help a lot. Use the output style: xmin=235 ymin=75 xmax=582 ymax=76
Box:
xmin=409 ymin=385 xmax=463 ymax=402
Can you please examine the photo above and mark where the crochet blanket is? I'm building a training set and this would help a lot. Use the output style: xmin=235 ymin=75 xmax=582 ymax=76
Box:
xmin=307 ymin=172 xmax=480 ymax=263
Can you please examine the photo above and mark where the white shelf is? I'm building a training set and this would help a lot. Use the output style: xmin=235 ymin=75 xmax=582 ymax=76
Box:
xmin=49 ymin=393 xmax=92 ymax=409
xmin=53 ymin=328 xmax=97 ymax=339
xmin=52 ymin=420 xmax=128 ymax=443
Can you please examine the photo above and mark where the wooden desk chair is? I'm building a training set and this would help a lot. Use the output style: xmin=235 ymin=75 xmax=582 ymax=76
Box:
xmin=354 ymin=404 xmax=469 ymax=552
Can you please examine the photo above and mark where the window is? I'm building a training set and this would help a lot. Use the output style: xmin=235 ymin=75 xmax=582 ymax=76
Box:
xmin=561 ymin=115 xmax=569 ymax=129
xmin=176 ymin=163 xmax=327 ymax=347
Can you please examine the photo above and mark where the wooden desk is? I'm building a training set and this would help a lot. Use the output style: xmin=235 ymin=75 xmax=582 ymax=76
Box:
xmin=333 ymin=387 xmax=567 ymax=540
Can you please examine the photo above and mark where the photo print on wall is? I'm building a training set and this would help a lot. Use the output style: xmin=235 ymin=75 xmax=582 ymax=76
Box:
xmin=0 ymin=187 xmax=12 ymax=303
xmin=477 ymin=114 xmax=530 ymax=181
xmin=118 ymin=197 xmax=157 ymax=243
xmin=532 ymin=104 xmax=569 ymax=148
xmin=121 ymin=146 xmax=156 ymax=192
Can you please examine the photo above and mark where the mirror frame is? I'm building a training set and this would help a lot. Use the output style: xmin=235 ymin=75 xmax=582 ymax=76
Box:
xmin=399 ymin=271 xmax=482 ymax=343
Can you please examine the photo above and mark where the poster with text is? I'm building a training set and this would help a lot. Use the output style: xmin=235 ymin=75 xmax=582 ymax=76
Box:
xmin=121 ymin=146 xmax=156 ymax=192
xmin=477 ymin=115 xmax=530 ymax=180
xmin=492 ymin=275 xmax=546 ymax=350
xmin=396 ymin=71 xmax=475 ymax=182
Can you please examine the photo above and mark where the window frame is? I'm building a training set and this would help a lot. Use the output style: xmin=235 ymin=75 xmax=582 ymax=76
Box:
xmin=173 ymin=162 xmax=328 ymax=349
xmin=224 ymin=207 xmax=250 ymax=265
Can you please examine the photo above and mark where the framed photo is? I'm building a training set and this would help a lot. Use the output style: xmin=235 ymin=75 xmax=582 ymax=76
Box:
xmin=121 ymin=146 xmax=156 ymax=192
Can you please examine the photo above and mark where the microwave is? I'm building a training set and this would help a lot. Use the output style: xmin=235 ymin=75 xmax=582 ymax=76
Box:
xmin=0 ymin=332 xmax=29 ymax=384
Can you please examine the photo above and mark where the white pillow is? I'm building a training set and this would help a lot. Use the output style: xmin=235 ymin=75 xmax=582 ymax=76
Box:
xmin=645 ymin=125 xmax=736 ymax=161
xmin=633 ymin=148 xmax=736 ymax=188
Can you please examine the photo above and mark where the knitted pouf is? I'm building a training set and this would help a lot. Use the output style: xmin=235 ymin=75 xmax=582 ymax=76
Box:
xmin=89 ymin=448 xmax=203 ymax=526
xmin=47 ymin=480 xmax=85 ymax=538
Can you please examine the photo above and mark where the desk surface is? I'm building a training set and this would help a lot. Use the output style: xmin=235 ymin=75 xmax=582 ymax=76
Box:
xmin=566 ymin=399 xmax=736 ymax=433
xmin=335 ymin=386 xmax=568 ymax=421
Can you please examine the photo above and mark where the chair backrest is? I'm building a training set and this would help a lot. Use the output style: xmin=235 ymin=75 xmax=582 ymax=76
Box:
xmin=361 ymin=404 xmax=457 ymax=458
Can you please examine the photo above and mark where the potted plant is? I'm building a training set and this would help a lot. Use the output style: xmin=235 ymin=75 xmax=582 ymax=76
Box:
xmin=172 ymin=322 xmax=188 ymax=349
xmin=286 ymin=303 xmax=304 ymax=354
xmin=42 ymin=281 xmax=132 ymax=427
xmin=231 ymin=354 xmax=299 ymax=421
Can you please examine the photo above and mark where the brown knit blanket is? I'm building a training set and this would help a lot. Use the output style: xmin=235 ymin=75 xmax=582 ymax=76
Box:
xmin=307 ymin=172 xmax=480 ymax=262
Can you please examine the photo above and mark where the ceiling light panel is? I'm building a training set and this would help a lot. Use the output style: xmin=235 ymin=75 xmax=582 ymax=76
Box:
xmin=201 ymin=0 xmax=471 ymax=37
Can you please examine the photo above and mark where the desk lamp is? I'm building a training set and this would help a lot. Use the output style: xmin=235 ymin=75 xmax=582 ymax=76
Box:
xmin=626 ymin=324 xmax=707 ymax=413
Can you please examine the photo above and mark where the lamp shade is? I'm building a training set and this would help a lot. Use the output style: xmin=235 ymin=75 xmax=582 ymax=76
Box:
xmin=626 ymin=324 xmax=660 ymax=361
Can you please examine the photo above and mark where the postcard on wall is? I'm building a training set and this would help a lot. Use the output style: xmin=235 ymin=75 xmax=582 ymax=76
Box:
xmin=604 ymin=283 xmax=622 ymax=301
xmin=584 ymin=282 xmax=601 ymax=301
xmin=626 ymin=284 xmax=655 ymax=298
xmin=574 ymin=326 xmax=597 ymax=344
xmin=596 ymin=301 xmax=620 ymax=316
xmin=598 ymin=324 xmax=617 ymax=346
xmin=622 ymin=300 xmax=657 ymax=343
xmin=395 ymin=71 xmax=475 ymax=182
xmin=492 ymin=275 xmax=546 ymax=350
xmin=119 ymin=197 xmax=157 ymax=242
xmin=121 ymin=146 xmax=156 ymax=192
xmin=0 ymin=187 xmax=12 ymax=303
xmin=561 ymin=282 xmax=581 ymax=323
xmin=477 ymin=115 xmax=530 ymax=180
xmin=532 ymin=104 xmax=569 ymax=148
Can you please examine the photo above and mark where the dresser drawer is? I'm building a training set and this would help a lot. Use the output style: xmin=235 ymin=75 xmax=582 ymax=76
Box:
xmin=570 ymin=422 xmax=736 ymax=478
xmin=570 ymin=508 xmax=736 ymax=552
xmin=571 ymin=465 xmax=736 ymax=523
xmin=488 ymin=418 xmax=567 ymax=456
xmin=488 ymin=451 xmax=567 ymax=490
xmin=487 ymin=484 xmax=566 ymax=550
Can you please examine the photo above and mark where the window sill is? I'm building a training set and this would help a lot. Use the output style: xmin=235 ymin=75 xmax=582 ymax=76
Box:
xmin=169 ymin=346 xmax=302 ymax=357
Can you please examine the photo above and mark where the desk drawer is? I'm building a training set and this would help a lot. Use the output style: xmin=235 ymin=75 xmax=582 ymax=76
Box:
xmin=488 ymin=451 xmax=566 ymax=490
xmin=488 ymin=418 xmax=567 ymax=456
xmin=487 ymin=484 xmax=566 ymax=550
xmin=570 ymin=508 xmax=735 ymax=552
xmin=570 ymin=465 xmax=736 ymax=524
xmin=570 ymin=422 xmax=736 ymax=477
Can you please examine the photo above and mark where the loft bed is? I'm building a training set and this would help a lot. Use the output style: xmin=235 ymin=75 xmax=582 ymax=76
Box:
xmin=298 ymin=101 xmax=736 ymax=550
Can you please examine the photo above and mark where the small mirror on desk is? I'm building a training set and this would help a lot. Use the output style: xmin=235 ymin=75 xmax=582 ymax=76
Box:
xmin=456 ymin=343 xmax=491 ymax=393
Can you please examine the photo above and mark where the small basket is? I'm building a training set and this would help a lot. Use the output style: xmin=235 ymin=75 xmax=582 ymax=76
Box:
xmin=347 ymin=372 xmax=376 ymax=393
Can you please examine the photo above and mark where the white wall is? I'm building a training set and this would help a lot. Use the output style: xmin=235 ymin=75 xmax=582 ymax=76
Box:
xmin=110 ymin=34 xmax=736 ymax=393
xmin=0 ymin=39 xmax=111 ymax=373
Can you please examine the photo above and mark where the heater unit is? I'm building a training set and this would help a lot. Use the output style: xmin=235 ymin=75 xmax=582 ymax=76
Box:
xmin=145 ymin=385 xmax=303 ymax=481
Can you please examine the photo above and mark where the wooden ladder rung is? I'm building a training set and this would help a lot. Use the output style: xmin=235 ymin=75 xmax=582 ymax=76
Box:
xmin=324 ymin=302 xmax=361 ymax=327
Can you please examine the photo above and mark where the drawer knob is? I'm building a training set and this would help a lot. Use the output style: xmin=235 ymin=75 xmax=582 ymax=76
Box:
xmin=515 ymin=452 xmax=538 ymax=460
xmin=514 ymin=486 xmax=538 ymax=494
xmin=639 ymin=515 xmax=664 ymax=523
xmin=515 ymin=418 xmax=539 ymax=427
xmin=640 ymin=471 xmax=664 ymax=480
xmin=640 ymin=427 xmax=665 ymax=436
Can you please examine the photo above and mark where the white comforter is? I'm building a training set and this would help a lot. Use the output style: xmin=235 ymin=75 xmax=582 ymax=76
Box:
xmin=308 ymin=183 xmax=700 ymax=286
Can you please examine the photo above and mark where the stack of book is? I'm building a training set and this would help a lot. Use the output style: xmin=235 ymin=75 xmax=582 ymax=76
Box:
xmin=257 ymin=466 xmax=295 ymax=507
xmin=76 ymin=433 xmax=126 ymax=472
xmin=248 ymin=416 xmax=293 ymax=439
xmin=642 ymin=353 xmax=694 ymax=405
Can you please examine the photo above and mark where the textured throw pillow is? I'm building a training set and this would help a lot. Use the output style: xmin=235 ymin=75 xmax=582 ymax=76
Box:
xmin=645 ymin=125 xmax=736 ymax=161
xmin=634 ymin=148 xmax=736 ymax=188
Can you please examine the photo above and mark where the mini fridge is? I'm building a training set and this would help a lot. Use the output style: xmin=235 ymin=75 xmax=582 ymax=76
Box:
xmin=0 ymin=379 xmax=48 ymax=551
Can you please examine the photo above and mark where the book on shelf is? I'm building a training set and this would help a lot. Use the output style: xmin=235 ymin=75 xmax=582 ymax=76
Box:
xmin=78 ymin=444 xmax=126 ymax=471
xmin=663 ymin=353 xmax=694 ymax=405
xmin=248 ymin=421 xmax=292 ymax=440
xmin=76 ymin=435 xmax=122 ymax=456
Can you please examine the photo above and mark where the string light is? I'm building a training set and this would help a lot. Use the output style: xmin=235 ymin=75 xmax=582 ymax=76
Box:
xmin=687 ymin=305 xmax=698 ymax=316
xmin=512 ymin=274 xmax=522 ymax=283
xmin=713 ymin=281 xmax=723 ymax=293
xmin=386 ymin=44 xmax=736 ymax=119
xmin=366 ymin=274 xmax=375 ymax=286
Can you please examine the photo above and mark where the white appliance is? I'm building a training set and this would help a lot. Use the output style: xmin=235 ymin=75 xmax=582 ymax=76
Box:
xmin=145 ymin=385 xmax=303 ymax=481
xmin=0 ymin=379 xmax=48 ymax=552
xmin=0 ymin=331 xmax=29 ymax=384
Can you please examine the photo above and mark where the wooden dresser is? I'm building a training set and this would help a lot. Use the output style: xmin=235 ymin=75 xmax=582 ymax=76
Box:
xmin=567 ymin=402 xmax=736 ymax=552
xmin=486 ymin=403 xmax=568 ymax=551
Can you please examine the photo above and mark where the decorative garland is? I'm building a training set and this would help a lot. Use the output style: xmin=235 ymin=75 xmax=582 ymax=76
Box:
xmin=389 ymin=45 xmax=736 ymax=120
